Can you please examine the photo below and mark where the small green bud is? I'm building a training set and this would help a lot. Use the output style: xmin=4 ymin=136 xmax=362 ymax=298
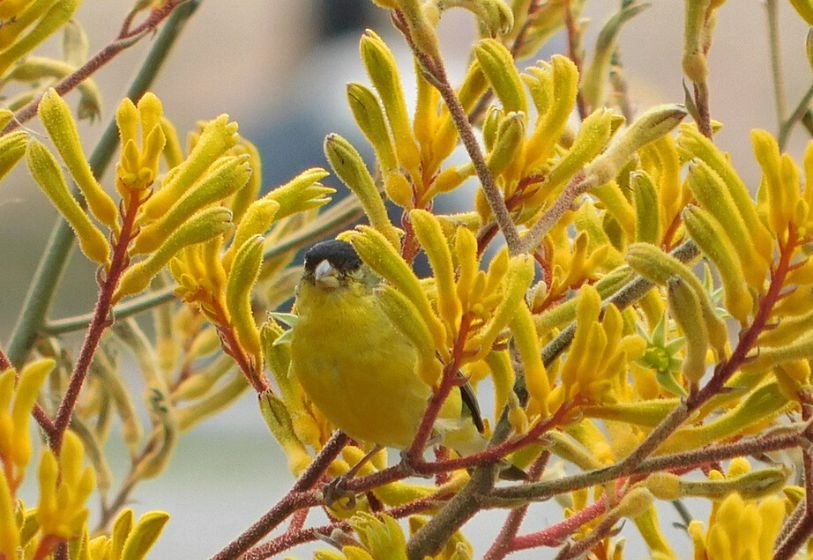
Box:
xmin=487 ymin=111 xmax=525 ymax=176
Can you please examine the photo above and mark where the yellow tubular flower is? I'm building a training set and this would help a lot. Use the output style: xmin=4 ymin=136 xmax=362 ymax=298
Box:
xmin=258 ymin=391 xmax=312 ymax=475
xmin=0 ymin=0 xmax=79 ymax=76
xmin=225 ymin=235 xmax=264 ymax=357
xmin=692 ymin=494 xmax=785 ymax=560
xmin=132 ymin=155 xmax=251 ymax=254
xmin=0 ymin=470 xmax=17 ymax=560
xmin=37 ymin=431 xmax=95 ymax=540
xmin=528 ymin=108 xmax=618 ymax=203
xmin=522 ymin=56 xmax=579 ymax=171
xmin=325 ymin=134 xmax=401 ymax=248
xmin=38 ymin=88 xmax=119 ymax=231
xmin=473 ymin=254 xmax=535 ymax=361
xmin=345 ymin=226 xmax=447 ymax=355
xmin=509 ymin=303 xmax=549 ymax=416
xmin=410 ymin=209 xmax=462 ymax=335
xmin=26 ymin=140 xmax=111 ymax=265
xmin=752 ymin=130 xmax=798 ymax=237
xmin=359 ymin=30 xmax=420 ymax=174
xmin=347 ymin=82 xmax=398 ymax=174
xmin=631 ymin=171 xmax=660 ymax=244
xmin=141 ymin=114 xmax=239 ymax=218
xmin=682 ymin=204 xmax=753 ymax=323
xmin=0 ymin=130 xmax=27 ymax=183
xmin=114 ymin=93 xmax=167 ymax=196
xmin=115 ymin=207 xmax=233 ymax=300
xmin=377 ymin=286 xmax=443 ymax=387
xmin=474 ymin=39 xmax=527 ymax=115
xmin=677 ymin=124 xmax=774 ymax=258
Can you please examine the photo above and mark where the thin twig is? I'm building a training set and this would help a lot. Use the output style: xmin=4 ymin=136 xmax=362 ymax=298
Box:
xmin=209 ymin=432 xmax=349 ymax=560
xmin=3 ymin=0 xmax=187 ymax=135
xmin=51 ymin=191 xmax=143 ymax=450
xmin=488 ymin=427 xmax=804 ymax=504
xmin=405 ymin=30 xmax=522 ymax=254
xmin=778 ymin=81 xmax=813 ymax=150
xmin=766 ymin=0 xmax=787 ymax=131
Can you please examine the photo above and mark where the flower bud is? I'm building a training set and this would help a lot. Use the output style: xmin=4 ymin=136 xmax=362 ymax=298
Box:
xmin=475 ymin=38 xmax=526 ymax=115
xmin=682 ymin=205 xmax=753 ymax=323
xmin=347 ymin=82 xmax=397 ymax=173
xmin=225 ymin=235 xmax=264 ymax=357
xmin=586 ymin=105 xmax=687 ymax=187
xmin=26 ymin=140 xmax=110 ymax=265
xmin=359 ymin=29 xmax=420 ymax=172
xmin=325 ymin=133 xmax=400 ymax=247
xmin=631 ymin=171 xmax=660 ymax=244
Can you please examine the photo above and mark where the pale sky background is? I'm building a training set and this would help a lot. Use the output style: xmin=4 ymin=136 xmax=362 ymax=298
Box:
xmin=3 ymin=1 xmax=811 ymax=558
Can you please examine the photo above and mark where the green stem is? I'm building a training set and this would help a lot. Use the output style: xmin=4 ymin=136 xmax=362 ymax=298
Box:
xmin=778 ymin=81 xmax=813 ymax=150
xmin=5 ymin=1 xmax=201 ymax=366
xmin=767 ymin=0 xmax=788 ymax=130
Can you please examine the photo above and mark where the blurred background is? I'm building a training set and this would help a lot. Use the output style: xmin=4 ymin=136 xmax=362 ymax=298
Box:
xmin=3 ymin=1 xmax=810 ymax=557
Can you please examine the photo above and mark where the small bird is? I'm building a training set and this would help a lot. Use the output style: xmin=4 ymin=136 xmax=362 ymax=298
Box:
xmin=290 ymin=239 xmax=482 ymax=451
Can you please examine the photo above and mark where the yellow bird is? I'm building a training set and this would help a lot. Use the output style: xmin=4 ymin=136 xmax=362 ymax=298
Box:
xmin=290 ymin=239 xmax=482 ymax=451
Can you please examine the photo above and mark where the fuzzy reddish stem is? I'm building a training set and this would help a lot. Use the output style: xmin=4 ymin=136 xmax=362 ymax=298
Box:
xmin=513 ymin=495 xmax=608 ymax=551
xmin=484 ymin=451 xmax=550 ymax=560
xmin=404 ymin=315 xmax=472 ymax=464
xmin=242 ymin=490 xmax=451 ymax=560
xmin=209 ymin=431 xmax=348 ymax=560
xmin=3 ymin=1 xmax=185 ymax=135
xmin=50 ymin=192 xmax=143 ymax=451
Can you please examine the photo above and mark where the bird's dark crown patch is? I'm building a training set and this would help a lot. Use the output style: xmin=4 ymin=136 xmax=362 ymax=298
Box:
xmin=304 ymin=240 xmax=362 ymax=275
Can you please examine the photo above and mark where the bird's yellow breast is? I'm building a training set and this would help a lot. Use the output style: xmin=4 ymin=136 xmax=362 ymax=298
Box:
xmin=291 ymin=281 xmax=431 ymax=449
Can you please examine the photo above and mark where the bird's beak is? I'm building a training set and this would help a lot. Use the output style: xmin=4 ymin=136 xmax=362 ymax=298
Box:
xmin=313 ymin=259 xmax=341 ymax=290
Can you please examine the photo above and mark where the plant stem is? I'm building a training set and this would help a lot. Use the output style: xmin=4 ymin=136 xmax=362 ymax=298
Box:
xmin=3 ymin=1 xmax=188 ymax=135
xmin=488 ymin=426 xmax=803 ymax=504
xmin=50 ymin=191 xmax=143 ymax=450
xmin=483 ymin=451 xmax=550 ymax=560
xmin=5 ymin=0 xmax=201 ymax=366
xmin=778 ymin=81 xmax=813 ymax=150
xmin=209 ymin=431 xmax=349 ymax=560
xmin=766 ymin=0 xmax=787 ymax=131
xmin=563 ymin=0 xmax=588 ymax=120
xmin=406 ymin=40 xmax=522 ymax=254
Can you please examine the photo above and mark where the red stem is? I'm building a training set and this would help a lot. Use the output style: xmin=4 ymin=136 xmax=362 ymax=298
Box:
xmin=31 ymin=535 xmax=62 ymax=560
xmin=50 ymin=192 xmax=143 ymax=451
xmin=2 ymin=1 xmax=186 ymax=135
xmin=484 ymin=451 xmax=550 ymax=560
xmin=242 ymin=489 xmax=451 ymax=560
xmin=404 ymin=315 xmax=472 ymax=464
xmin=209 ymin=432 xmax=348 ymax=560
xmin=512 ymin=496 xmax=608 ymax=551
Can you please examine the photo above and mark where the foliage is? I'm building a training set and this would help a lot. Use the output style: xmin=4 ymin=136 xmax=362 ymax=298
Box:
xmin=2 ymin=0 xmax=813 ymax=559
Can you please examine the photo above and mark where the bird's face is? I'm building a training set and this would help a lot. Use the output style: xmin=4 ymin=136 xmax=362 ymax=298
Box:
xmin=300 ymin=239 xmax=374 ymax=292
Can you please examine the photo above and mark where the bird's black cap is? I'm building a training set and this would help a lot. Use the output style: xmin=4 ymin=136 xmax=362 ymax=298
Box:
xmin=304 ymin=240 xmax=362 ymax=275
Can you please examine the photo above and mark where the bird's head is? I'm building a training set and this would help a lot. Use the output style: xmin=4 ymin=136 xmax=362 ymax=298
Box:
xmin=301 ymin=239 xmax=373 ymax=291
